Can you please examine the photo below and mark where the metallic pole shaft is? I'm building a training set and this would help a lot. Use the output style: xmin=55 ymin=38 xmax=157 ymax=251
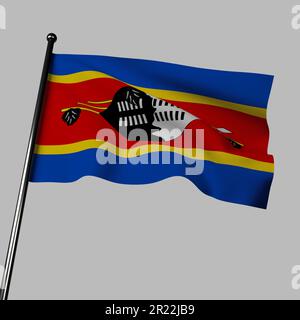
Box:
xmin=0 ymin=33 xmax=57 ymax=301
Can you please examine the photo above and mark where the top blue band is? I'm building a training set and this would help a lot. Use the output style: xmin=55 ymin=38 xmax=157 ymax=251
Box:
xmin=50 ymin=54 xmax=274 ymax=109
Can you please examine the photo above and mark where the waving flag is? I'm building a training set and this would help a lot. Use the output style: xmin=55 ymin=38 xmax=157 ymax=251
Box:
xmin=31 ymin=54 xmax=274 ymax=208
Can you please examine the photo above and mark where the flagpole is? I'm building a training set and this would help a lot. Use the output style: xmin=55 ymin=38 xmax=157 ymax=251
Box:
xmin=0 ymin=33 xmax=57 ymax=301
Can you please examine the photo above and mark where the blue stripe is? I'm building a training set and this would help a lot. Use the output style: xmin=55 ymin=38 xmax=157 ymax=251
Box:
xmin=50 ymin=54 xmax=274 ymax=109
xmin=31 ymin=149 xmax=273 ymax=209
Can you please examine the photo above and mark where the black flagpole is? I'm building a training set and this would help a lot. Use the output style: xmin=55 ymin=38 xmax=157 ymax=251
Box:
xmin=0 ymin=33 xmax=57 ymax=301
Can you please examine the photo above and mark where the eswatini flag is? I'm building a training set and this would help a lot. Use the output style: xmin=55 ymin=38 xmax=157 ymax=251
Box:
xmin=31 ymin=54 xmax=274 ymax=208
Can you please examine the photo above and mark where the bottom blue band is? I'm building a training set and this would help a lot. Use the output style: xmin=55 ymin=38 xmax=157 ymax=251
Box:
xmin=31 ymin=149 xmax=273 ymax=209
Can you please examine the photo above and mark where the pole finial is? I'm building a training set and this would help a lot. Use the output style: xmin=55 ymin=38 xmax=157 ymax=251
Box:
xmin=47 ymin=33 xmax=57 ymax=43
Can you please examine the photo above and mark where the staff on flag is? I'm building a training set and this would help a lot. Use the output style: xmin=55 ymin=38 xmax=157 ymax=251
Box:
xmin=0 ymin=33 xmax=57 ymax=301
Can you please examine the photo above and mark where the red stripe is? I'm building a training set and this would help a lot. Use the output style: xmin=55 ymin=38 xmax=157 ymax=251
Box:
xmin=37 ymin=78 xmax=273 ymax=163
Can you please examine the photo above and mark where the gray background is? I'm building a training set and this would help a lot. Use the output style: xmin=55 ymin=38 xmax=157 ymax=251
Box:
xmin=0 ymin=0 xmax=299 ymax=300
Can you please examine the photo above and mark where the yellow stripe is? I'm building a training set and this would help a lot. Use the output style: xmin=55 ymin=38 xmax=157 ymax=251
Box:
xmin=48 ymin=72 xmax=266 ymax=119
xmin=49 ymin=71 xmax=113 ymax=83
xmin=138 ymin=87 xmax=266 ymax=118
xmin=35 ymin=140 xmax=274 ymax=173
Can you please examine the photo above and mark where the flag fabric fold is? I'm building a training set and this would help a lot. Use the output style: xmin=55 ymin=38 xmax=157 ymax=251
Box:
xmin=31 ymin=54 xmax=274 ymax=208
